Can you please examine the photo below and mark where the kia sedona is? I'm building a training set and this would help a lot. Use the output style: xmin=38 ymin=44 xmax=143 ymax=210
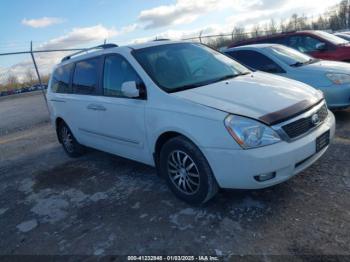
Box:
xmin=47 ymin=41 xmax=335 ymax=205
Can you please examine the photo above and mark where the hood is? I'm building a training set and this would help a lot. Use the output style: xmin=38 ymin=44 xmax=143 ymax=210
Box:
xmin=305 ymin=60 xmax=350 ymax=74
xmin=173 ymin=72 xmax=323 ymax=122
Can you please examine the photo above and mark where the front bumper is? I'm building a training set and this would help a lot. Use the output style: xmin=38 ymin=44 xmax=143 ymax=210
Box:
xmin=203 ymin=111 xmax=335 ymax=189
xmin=321 ymin=84 xmax=350 ymax=109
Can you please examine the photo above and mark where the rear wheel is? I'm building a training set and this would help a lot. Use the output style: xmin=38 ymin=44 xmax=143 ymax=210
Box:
xmin=58 ymin=122 xmax=85 ymax=157
xmin=159 ymin=136 xmax=218 ymax=205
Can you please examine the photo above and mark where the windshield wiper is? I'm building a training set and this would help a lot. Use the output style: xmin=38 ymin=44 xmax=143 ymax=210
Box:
xmin=291 ymin=59 xmax=317 ymax=67
xmin=290 ymin=61 xmax=305 ymax=67
xmin=168 ymin=83 xmax=204 ymax=93
xmin=216 ymin=72 xmax=250 ymax=81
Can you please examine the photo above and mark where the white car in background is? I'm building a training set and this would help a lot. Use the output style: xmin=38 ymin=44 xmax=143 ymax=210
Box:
xmin=225 ymin=44 xmax=350 ymax=109
xmin=47 ymin=41 xmax=335 ymax=204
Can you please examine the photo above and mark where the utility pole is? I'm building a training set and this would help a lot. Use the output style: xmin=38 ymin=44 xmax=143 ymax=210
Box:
xmin=30 ymin=41 xmax=48 ymax=107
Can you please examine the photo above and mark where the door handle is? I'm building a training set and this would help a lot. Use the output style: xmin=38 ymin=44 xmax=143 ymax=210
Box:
xmin=87 ymin=104 xmax=106 ymax=111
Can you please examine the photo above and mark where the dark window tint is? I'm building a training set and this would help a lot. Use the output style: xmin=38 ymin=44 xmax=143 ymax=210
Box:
xmin=73 ymin=58 xmax=100 ymax=95
xmin=51 ymin=64 xmax=73 ymax=93
xmin=268 ymin=37 xmax=287 ymax=45
xmin=103 ymin=55 xmax=143 ymax=98
xmin=254 ymin=37 xmax=285 ymax=45
xmin=227 ymin=50 xmax=284 ymax=73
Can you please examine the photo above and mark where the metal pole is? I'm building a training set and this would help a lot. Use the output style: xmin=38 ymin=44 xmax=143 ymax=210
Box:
xmin=30 ymin=41 xmax=48 ymax=108
xmin=0 ymin=48 xmax=87 ymax=56
xmin=30 ymin=41 xmax=42 ymax=86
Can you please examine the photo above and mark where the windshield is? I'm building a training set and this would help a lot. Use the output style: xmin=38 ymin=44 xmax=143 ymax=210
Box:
xmin=313 ymin=30 xmax=349 ymax=45
xmin=269 ymin=45 xmax=313 ymax=66
xmin=335 ymin=33 xmax=350 ymax=41
xmin=132 ymin=43 xmax=250 ymax=92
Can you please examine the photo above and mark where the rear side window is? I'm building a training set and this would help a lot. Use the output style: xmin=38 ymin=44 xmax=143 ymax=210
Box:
xmin=227 ymin=50 xmax=284 ymax=73
xmin=267 ymin=37 xmax=286 ymax=45
xmin=103 ymin=55 xmax=143 ymax=98
xmin=73 ymin=58 xmax=100 ymax=95
xmin=51 ymin=64 xmax=73 ymax=93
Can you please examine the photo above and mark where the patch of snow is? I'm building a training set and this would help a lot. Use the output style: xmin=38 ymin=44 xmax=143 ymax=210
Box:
xmin=131 ymin=202 xmax=140 ymax=209
xmin=140 ymin=213 xmax=148 ymax=218
xmin=63 ymin=189 xmax=88 ymax=206
xmin=30 ymin=196 xmax=69 ymax=223
xmin=90 ymin=192 xmax=108 ymax=202
xmin=0 ymin=208 xmax=8 ymax=216
xmin=215 ymin=249 xmax=223 ymax=256
xmin=94 ymin=248 xmax=104 ymax=255
xmin=16 ymin=219 xmax=38 ymax=233
xmin=19 ymin=178 xmax=34 ymax=194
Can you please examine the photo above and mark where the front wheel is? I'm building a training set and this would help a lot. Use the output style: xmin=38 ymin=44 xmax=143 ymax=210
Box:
xmin=159 ymin=136 xmax=218 ymax=205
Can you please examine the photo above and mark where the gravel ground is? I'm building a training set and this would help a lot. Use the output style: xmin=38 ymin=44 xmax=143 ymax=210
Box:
xmin=0 ymin=92 xmax=349 ymax=259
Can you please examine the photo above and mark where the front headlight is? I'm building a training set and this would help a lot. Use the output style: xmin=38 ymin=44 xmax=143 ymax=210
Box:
xmin=326 ymin=73 xmax=350 ymax=84
xmin=224 ymin=115 xmax=281 ymax=149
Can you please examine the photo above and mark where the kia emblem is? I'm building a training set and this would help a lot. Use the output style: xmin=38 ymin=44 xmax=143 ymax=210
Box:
xmin=311 ymin=113 xmax=320 ymax=125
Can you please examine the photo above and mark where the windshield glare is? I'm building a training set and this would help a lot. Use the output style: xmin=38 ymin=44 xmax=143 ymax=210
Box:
xmin=132 ymin=43 xmax=250 ymax=92
xmin=313 ymin=30 xmax=349 ymax=45
xmin=269 ymin=45 xmax=311 ymax=65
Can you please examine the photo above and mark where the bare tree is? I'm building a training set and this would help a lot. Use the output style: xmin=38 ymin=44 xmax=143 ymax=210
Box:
xmin=25 ymin=68 xmax=35 ymax=85
xmin=232 ymin=27 xmax=247 ymax=42
xmin=291 ymin=14 xmax=298 ymax=30
xmin=41 ymin=74 xmax=50 ymax=85
xmin=268 ymin=19 xmax=278 ymax=34
xmin=251 ymin=24 xmax=261 ymax=37
xmin=6 ymin=74 xmax=19 ymax=89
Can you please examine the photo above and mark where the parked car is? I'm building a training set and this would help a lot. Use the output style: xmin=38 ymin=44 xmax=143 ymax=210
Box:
xmin=229 ymin=30 xmax=350 ymax=62
xmin=334 ymin=32 xmax=350 ymax=42
xmin=225 ymin=44 xmax=350 ymax=109
xmin=7 ymin=90 xmax=15 ymax=95
xmin=47 ymin=41 xmax=335 ymax=204
xmin=21 ymin=86 xmax=30 ymax=93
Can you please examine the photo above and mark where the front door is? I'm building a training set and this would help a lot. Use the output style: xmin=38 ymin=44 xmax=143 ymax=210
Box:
xmin=92 ymin=54 xmax=150 ymax=164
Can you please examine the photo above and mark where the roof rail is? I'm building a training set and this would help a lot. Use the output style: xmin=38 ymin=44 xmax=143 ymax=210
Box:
xmin=153 ymin=38 xmax=170 ymax=41
xmin=61 ymin=43 xmax=118 ymax=62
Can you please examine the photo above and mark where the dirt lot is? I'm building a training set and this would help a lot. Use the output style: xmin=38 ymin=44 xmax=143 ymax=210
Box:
xmin=0 ymin=92 xmax=349 ymax=258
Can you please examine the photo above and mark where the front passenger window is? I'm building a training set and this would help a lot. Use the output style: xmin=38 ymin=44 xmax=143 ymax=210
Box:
xmin=103 ymin=55 xmax=143 ymax=98
xmin=287 ymin=36 xmax=326 ymax=53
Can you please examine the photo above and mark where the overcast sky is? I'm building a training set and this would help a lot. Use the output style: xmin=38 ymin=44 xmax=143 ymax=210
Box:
xmin=0 ymin=0 xmax=342 ymax=82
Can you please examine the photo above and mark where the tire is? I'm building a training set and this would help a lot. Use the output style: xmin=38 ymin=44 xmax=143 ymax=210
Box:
xmin=58 ymin=122 xmax=85 ymax=158
xmin=159 ymin=136 xmax=219 ymax=205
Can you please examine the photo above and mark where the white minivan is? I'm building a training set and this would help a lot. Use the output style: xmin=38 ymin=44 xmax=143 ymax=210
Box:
xmin=47 ymin=41 xmax=335 ymax=204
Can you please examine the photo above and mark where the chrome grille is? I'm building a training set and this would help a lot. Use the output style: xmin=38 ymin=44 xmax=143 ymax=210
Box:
xmin=281 ymin=104 xmax=328 ymax=139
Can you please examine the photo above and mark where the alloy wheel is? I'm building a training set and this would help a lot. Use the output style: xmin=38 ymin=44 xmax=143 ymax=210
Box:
xmin=61 ymin=126 xmax=74 ymax=153
xmin=167 ymin=150 xmax=200 ymax=195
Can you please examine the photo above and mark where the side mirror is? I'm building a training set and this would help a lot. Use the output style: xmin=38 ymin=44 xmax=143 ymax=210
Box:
xmin=316 ymin=43 xmax=326 ymax=51
xmin=121 ymin=81 xmax=139 ymax=98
